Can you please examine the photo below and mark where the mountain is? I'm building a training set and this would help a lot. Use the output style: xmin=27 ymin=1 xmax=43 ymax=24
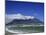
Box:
xmin=5 ymin=13 xmax=44 ymax=25
xmin=6 ymin=18 xmax=43 ymax=26
xmin=5 ymin=13 xmax=34 ymax=24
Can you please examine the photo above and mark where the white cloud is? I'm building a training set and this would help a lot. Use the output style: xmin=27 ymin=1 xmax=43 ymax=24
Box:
xmin=5 ymin=13 xmax=34 ymax=24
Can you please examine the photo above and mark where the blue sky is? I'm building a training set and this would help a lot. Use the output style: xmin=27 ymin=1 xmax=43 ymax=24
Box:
xmin=5 ymin=1 xmax=44 ymax=21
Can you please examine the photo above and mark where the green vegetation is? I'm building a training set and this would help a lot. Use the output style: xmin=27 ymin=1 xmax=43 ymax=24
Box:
xmin=8 ymin=26 xmax=44 ymax=33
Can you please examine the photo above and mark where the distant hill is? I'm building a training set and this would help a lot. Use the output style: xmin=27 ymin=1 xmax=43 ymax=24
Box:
xmin=6 ymin=18 xmax=43 ymax=25
xmin=6 ymin=14 xmax=44 ymax=26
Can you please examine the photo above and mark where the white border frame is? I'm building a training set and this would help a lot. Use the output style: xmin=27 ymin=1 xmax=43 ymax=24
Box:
xmin=8 ymin=0 xmax=44 ymax=3
xmin=0 ymin=0 xmax=46 ymax=35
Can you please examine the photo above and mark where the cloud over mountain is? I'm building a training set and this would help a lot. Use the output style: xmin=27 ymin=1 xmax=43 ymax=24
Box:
xmin=5 ymin=13 xmax=34 ymax=24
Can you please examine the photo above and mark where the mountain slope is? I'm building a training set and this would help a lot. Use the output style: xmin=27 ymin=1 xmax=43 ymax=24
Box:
xmin=6 ymin=18 xmax=43 ymax=25
xmin=5 ymin=14 xmax=43 ymax=25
